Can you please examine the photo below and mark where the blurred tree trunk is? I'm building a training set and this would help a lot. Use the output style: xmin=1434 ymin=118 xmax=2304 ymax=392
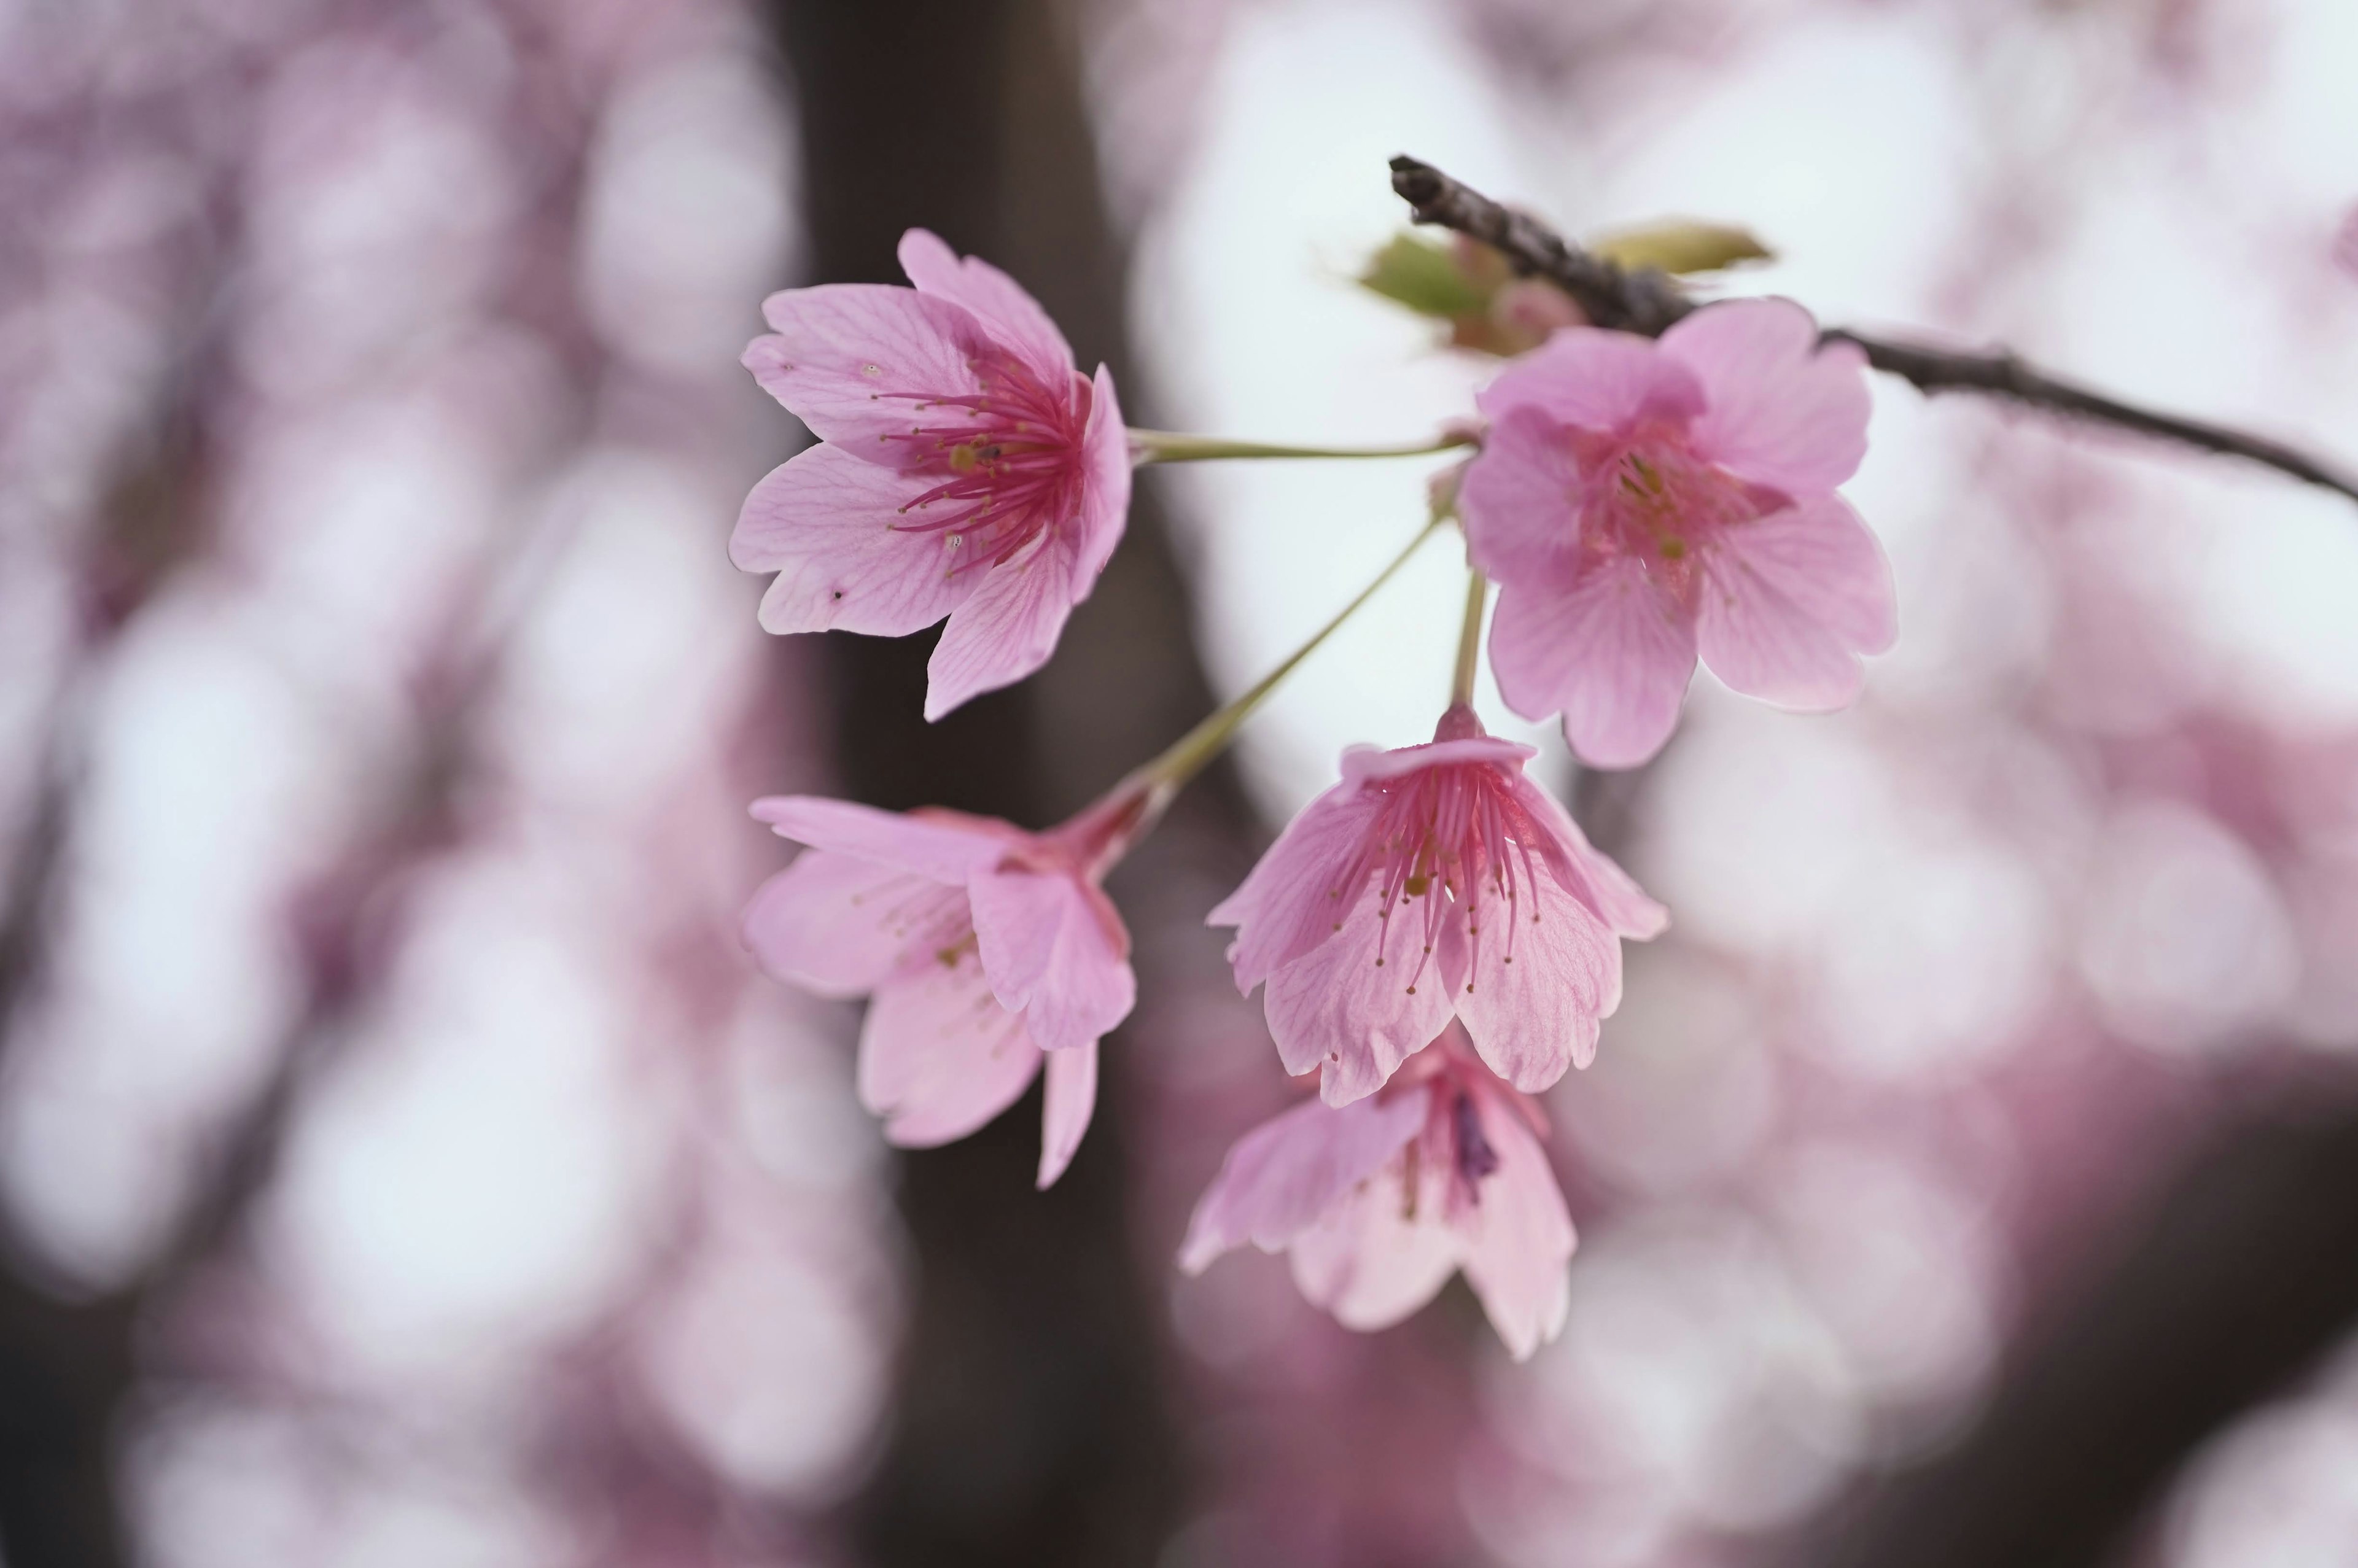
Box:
xmin=1800 ymin=1084 xmax=2358 ymax=1568
xmin=765 ymin=3 xmax=1251 ymax=1564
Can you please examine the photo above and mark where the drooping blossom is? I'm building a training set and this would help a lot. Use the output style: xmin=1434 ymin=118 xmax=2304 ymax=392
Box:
xmin=1208 ymin=705 xmax=1665 ymax=1107
xmin=1180 ymin=1023 xmax=1574 ymax=1360
xmin=1457 ymin=297 xmax=1896 ymax=769
xmin=732 ymin=228 xmax=1132 ymax=720
xmin=741 ymin=786 xmax=1151 ymax=1187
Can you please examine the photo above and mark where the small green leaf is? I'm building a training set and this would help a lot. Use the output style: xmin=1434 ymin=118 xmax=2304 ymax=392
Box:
xmin=1358 ymin=233 xmax=1490 ymax=318
xmin=1589 ymin=219 xmax=1773 ymax=275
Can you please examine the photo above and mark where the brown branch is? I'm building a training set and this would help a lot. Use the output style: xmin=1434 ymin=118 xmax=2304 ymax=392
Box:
xmin=1390 ymin=154 xmax=2358 ymax=506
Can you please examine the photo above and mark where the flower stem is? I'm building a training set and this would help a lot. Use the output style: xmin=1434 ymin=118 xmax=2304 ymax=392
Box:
xmin=1132 ymin=514 xmax=1447 ymax=804
xmin=1128 ymin=429 xmax=1474 ymax=465
xmin=1451 ymin=566 xmax=1487 ymax=708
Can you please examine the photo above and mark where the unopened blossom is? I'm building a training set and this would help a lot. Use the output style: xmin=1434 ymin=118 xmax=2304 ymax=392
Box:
xmin=733 ymin=229 xmax=1131 ymax=720
xmin=741 ymin=788 xmax=1146 ymax=1187
xmin=1458 ymin=297 xmax=1896 ymax=769
xmin=1180 ymin=1024 xmax=1575 ymax=1360
xmin=1209 ymin=705 xmax=1665 ymax=1107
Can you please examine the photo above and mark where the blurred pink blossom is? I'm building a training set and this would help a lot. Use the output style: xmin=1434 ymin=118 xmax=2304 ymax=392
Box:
xmin=743 ymin=786 xmax=1151 ymax=1187
xmin=733 ymin=228 xmax=1131 ymax=720
xmin=1180 ymin=1023 xmax=1574 ymax=1360
xmin=1458 ymin=298 xmax=1893 ymax=767
xmin=1208 ymin=705 xmax=1664 ymax=1107
xmin=2335 ymin=205 xmax=2358 ymax=280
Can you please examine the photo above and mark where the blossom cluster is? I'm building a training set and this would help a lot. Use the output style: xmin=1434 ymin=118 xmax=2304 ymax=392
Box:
xmin=732 ymin=232 xmax=1891 ymax=1357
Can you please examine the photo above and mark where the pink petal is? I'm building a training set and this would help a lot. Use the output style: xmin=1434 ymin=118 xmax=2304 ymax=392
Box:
xmin=1207 ymin=785 xmax=1383 ymax=992
xmin=1507 ymin=773 xmax=1669 ymax=941
xmin=1263 ymin=895 xmax=1455 ymax=1105
xmin=968 ymin=866 xmax=1136 ymax=1055
xmin=732 ymin=442 xmax=981 ymax=637
xmin=1661 ymin=297 xmax=1870 ymax=495
xmin=1458 ymin=406 xmax=1587 ymax=586
xmin=741 ymin=851 xmax=963 ymax=998
xmin=1490 ymin=562 xmax=1697 ymax=770
xmin=923 ymin=532 xmax=1081 ymax=721
xmin=745 ymin=284 xmax=987 ymax=458
xmin=1476 ymin=325 xmax=1706 ymax=435
xmin=1288 ymin=1154 xmax=1464 ymax=1332
xmin=749 ymin=796 xmax=1008 ymax=884
xmin=1177 ymin=1085 xmax=1432 ymax=1273
xmin=859 ymin=952 xmax=1042 ymax=1147
xmin=1074 ymin=364 xmax=1132 ymax=583
xmin=1339 ymin=735 xmax=1536 ymax=787
xmin=896 ymin=228 xmax=1076 ymax=389
xmin=1696 ymin=493 xmax=1895 ymax=710
xmin=1457 ymin=1089 xmax=1576 ymax=1360
xmin=1442 ymin=870 xmax=1615 ymax=1092
xmin=1035 ymin=1038 xmax=1098 ymax=1189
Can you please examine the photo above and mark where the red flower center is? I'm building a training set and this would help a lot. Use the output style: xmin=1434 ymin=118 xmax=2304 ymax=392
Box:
xmin=1569 ymin=421 xmax=1783 ymax=583
xmin=880 ymin=349 xmax=1089 ymax=575
xmin=1328 ymin=758 xmax=1552 ymax=996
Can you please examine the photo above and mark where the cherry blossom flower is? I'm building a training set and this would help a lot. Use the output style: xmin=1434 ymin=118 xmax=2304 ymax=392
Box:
xmin=1457 ymin=297 xmax=1896 ymax=769
xmin=1180 ymin=1024 xmax=1574 ymax=1360
xmin=733 ymin=229 xmax=1132 ymax=720
xmin=741 ymin=788 xmax=1148 ymax=1187
xmin=1208 ymin=705 xmax=1665 ymax=1107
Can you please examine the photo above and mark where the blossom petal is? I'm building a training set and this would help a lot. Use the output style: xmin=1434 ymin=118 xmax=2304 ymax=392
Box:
xmin=896 ymin=228 xmax=1075 ymax=389
xmin=745 ymin=284 xmax=987 ymax=456
xmin=1036 ymin=1038 xmax=1098 ymax=1189
xmin=859 ymin=952 xmax=1041 ymax=1147
xmin=741 ymin=851 xmax=961 ymax=998
xmin=749 ymin=796 xmax=1008 ymax=884
xmin=1263 ymin=896 xmax=1455 ymax=1106
xmin=1490 ymin=564 xmax=1697 ymax=770
xmin=1507 ymin=773 xmax=1669 ymax=941
xmin=924 ymin=532 xmax=1081 ymax=721
xmin=1476 ymin=325 xmax=1706 ymax=435
xmin=731 ymin=442 xmax=979 ymax=637
xmin=1443 ymin=872 xmax=1615 ymax=1091
xmin=1207 ymin=784 xmax=1382 ymax=992
xmin=1458 ymin=405 xmax=1587 ymax=584
xmin=1177 ymin=1086 xmax=1431 ymax=1273
xmin=1661 ymin=297 xmax=1870 ymax=494
xmin=1340 ymin=735 xmax=1536 ymax=788
xmin=1288 ymin=1154 xmax=1463 ymax=1332
xmin=1458 ymin=1090 xmax=1576 ymax=1360
xmin=968 ymin=866 xmax=1135 ymax=1055
xmin=1696 ymin=493 xmax=1895 ymax=710
xmin=1074 ymin=365 xmax=1132 ymax=583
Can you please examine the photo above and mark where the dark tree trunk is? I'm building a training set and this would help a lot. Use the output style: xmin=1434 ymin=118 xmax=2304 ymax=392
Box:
xmin=764 ymin=4 xmax=1248 ymax=1563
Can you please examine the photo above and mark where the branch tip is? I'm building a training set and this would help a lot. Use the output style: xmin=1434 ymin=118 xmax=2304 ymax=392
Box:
xmin=1387 ymin=152 xmax=2358 ymax=506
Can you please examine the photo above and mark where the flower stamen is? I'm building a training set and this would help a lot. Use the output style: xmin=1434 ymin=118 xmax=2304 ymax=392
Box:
xmin=879 ymin=351 xmax=1088 ymax=573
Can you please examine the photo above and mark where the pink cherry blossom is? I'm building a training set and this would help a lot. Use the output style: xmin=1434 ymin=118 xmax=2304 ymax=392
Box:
xmin=740 ymin=788 xmax=1145 ymax=1187
xmin=732 ymin=229 xmax=1132 ymax=720
xmin=1180 ymin=1024 xmax=1575 ymax=1360
xmin=1208 ymin=705 xmax=1665 ymax=1108
xmin=1457 ymin=297 xmax=1896 ymax=769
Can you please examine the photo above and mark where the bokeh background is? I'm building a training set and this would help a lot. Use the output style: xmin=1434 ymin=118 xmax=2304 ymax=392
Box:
xmin=5 ymin=1 xmax=2358 ymax=1564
